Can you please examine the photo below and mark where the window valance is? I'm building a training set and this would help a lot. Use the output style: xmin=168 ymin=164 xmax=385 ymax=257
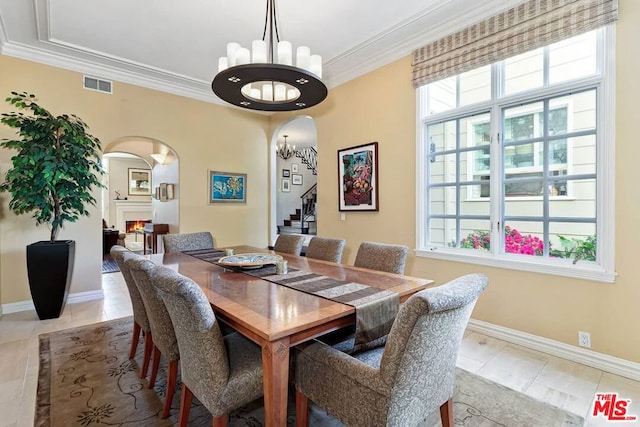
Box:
xmin=411 ymin=0 xmax=618 ymax=88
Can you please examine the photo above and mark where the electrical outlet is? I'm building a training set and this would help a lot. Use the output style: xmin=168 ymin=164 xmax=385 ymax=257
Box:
xmin=578 ymin=331 xmax=591 ymax=348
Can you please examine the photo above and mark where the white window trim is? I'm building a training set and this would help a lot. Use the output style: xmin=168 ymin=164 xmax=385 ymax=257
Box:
xmin=415 ymin=26 xmax=616 ymax=283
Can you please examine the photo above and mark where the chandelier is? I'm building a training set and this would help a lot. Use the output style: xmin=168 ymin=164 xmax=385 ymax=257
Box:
xmin=211 ymin=0 xmax=328 ymax=112
xmin=276 ymin=135 xmax=295 ymax=160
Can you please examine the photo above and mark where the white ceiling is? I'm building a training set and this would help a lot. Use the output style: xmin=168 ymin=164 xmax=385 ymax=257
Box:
xmin=0 ymin=0 xmax=525 ymax=109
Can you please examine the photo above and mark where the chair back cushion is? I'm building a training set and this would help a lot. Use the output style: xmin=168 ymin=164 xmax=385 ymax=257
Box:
xmin=151 ymin=266 xmax=228 ymax=401
xmin=273 ymin=234 xmax=305 ymax=255
xmin=354 ymin=242 xmax=409 ymax=274
xmin=109 ymin=246 xmax=150 ymax=332
xmin=162 ymin=232 xmax=214 ymax=252
xmin=380 ymin=273 xmax=488 ymax=425
xmin=305 ymin=237 xmax=346 ymax=263
xmin=125 ymin=254 xmax=179 ymax=361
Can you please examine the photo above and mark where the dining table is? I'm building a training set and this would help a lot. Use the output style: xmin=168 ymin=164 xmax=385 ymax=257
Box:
xmin=148 ymin=245 xmax=434 ymax=427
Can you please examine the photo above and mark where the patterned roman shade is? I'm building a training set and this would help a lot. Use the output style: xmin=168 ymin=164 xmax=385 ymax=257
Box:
xmin=411 ymin=0 xmax=618 ymax=88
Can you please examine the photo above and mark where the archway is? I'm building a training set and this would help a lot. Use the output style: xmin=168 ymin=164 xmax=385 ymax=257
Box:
xmin=102 ymin=137 xmax=179 ymax=253
xmin=269 ymin=116 xmax=318 ymax=245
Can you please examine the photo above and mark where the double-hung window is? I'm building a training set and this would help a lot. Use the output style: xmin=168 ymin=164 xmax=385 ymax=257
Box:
xmin=416 ymin=27 xmax=616 ymax=282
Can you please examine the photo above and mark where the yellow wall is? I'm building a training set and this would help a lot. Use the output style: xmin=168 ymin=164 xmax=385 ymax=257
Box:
xmin=0 ymin=55 xmax=270 ymax=305
xmin=272 ymin=1 xmax=640 ymax=362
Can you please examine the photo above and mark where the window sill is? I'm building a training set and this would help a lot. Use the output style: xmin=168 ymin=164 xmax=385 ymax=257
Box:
xmin=414 ymin=248 xmax=616 ymax=283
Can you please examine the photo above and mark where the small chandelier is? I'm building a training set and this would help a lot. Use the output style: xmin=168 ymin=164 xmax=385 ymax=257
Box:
xmin=211 ymin=0 xmax=328 ymax=112
xmin=276 ymin=135 xmax=295 ymax=160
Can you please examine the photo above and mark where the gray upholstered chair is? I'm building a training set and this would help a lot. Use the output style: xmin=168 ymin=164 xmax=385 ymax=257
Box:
xmin=124 ymin=253 xmax=180 ymax=419
xmin=305 ymin=236 xmax=346 ymax=263
xmin=273 ymin=234 xmax=306 ymax=255
xmin=295 ymin=273 xmax=489 ymax=427
xmin=151 ymin=265 xmax=264 ymax=426
xmin=353 ymin=241 xmax=409 ymax=274
xmin=109 ymin=245 xmax=153 ymax=378
xmin=162 ymin=231 xmax=214 ymax=253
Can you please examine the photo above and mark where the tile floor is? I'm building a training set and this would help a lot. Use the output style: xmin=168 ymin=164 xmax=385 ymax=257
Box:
xmin=0 ymin=272 xmax=639 ymax=426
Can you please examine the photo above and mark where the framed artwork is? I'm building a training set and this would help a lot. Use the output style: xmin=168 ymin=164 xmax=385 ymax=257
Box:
xmin=209 ymin=171 xmax=247 ymax=204
xmin=128 ymin=168 xmax=151 ymax=195
xmin=159 ymin=183 xmax=168 ymax=201
xmin=338 ymin=141 xmax=379 ymax=211
xmin=282 ymin=169 xmax=290 ymax=177
xmin=292 ymin=174 xmax=303 ymax=185
xmin=166 ymin=183 xmax=174 ymax=200
xmin=291 ymin=164 xmax=299 ymax=173
xmin=281 ymin=178 xmax=291 ymax=192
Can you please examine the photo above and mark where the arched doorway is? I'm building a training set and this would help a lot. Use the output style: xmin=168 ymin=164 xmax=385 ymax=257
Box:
xmin=102 ymin=137 xmax=179 ymax=254
xmin=269 ymin=116 xmax=318 ymax=246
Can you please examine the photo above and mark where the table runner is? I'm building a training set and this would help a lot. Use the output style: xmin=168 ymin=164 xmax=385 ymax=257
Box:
xmin=182 ymin=248 xmax=398 ymax=350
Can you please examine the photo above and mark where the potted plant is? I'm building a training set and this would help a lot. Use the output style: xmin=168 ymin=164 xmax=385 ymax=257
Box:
xmin=0 ymin=92 xmax=104 ymax=319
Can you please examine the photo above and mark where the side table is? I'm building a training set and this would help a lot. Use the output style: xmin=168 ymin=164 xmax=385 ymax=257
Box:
xmin=142 ymin=223 xmax=169 ymax=254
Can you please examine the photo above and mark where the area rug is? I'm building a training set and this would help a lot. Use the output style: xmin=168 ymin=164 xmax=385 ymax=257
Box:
xmin=36 ymin=317 xmax=584 ymax=426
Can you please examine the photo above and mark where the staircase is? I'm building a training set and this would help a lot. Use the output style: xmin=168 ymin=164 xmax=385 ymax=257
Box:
xmin=279 ymin=184 xmax=317 ymax=235
xmin=295 ymin=147 xmax=317 ymax=175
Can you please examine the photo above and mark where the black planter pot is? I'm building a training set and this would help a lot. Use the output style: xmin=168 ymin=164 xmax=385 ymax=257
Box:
xmin=26 ymin=240 xmax=75 ymax=320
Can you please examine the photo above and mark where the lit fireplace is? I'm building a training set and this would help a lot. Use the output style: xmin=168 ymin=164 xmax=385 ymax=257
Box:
xmin=125 ymin=220 xmax=151 ymax=233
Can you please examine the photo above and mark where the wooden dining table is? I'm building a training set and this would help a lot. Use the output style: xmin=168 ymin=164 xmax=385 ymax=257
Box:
xmin=148 ymin=245 xmax=433 ymax=427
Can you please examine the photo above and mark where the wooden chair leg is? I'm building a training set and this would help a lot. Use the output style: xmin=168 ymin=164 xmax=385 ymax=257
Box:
xmin=148 ymin=346 xmax=161 ymax=388
xmin=178 ymin=383 xmax=193 ymax=427
xmin=439 ymin=398 xmax=454 ymax=427
xmin=140 ymin=332 xmax=153 ymax=379
xmin=162 ymin=359 xmax=179 ymax=419
xmin=212 ymin=414 xmax=228 ymax=427
xmin=129 ymin=321 xmax=141 ymax=359
xmin=295 ymin=389 xmax=309 ymax=427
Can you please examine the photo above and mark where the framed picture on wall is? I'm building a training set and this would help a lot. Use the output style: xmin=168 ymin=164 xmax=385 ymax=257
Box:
xmin=128 ymin=168 xmax=151 ymax=195
xmin=338 ymin=141 xmax=379 ymax=211
xmin=208 ymin=170 xmax=247 ymax=204
xmin=282 ymin=169 xmax=290 ymax=177
xmin=292 ymin=174 xmax=303 ymax=185
xmin=281 ymin=178 xmax=291 ymax=192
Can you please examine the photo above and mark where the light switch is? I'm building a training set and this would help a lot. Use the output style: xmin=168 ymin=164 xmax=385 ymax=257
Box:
xmin=340 ymin=213 xmax=345 ymax=221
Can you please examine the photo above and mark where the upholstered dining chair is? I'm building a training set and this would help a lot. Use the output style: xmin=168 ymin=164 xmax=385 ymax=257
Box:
xmin=273 ymin=234 xmax=306 ymax=256
xmin=305 ymin=236 xmax=346 ymax=263
xmin=109 ymin=245 xmax=153 ymax=378
xmin=125 ymin=253 xmax=180 ymax=419
xmin=162 ymin=231 xmax=214 ymax=253
xmin=295 ymin=273 xmax=489 ymax=427
xmin=151 ymin=264 xmax=264 ymax=427
xmin=353 ymin=241 xmax=409 ymax=275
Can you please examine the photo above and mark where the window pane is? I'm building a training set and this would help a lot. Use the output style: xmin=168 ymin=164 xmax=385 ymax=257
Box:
xmin=550 ymin=31 xmax=597 ymax=84
xmin=549 ymin=180 xmax=596 ymax=218
xmin=570 ymin=135 xmax=597 ymax=175
xmin=430 ymin=218 xmax=457 ymax=247
xmin=427 ymin=78 xmax=456 ymax=115
xmin=504 ymin=48 xmax=543 ymax=96
xmin=460 ymin=65 xmax=491 ymax=106
xmin=552 ymin=90 xmax=596 ymax=133
xmin=504 ymin=195 xmax=543 ymax=217
xmin=428 ymin=153 xmax=457 ymax=184
xmin=503 ymin=102 xmax=544 ymax=142
xmin=428 ymin=120 xmax=457 ymax=152
xmin=503 ymin=222 xmax=545 ymax=256
xmin=461 ymin=185 xmax=489 ymax=214
xmin=549 ymin=222 xmax=596 ymax=262
xmin=429 ymin=186 xmax=457 ymax=215
xmin=458 ymin=220 xmax=491 ymax=251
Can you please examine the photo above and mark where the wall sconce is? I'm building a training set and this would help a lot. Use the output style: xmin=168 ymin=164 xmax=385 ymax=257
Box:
xmin=151 ymin=153 xmax=168 ymax=164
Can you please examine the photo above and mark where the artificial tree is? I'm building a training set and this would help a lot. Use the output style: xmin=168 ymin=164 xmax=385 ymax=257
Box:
xmin=0 ymin=91 xmax=104 ymax=319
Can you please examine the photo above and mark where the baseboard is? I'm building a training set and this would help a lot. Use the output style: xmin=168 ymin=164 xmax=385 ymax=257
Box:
xmin=467 ymin=319 xmax=640 ymax=382
xmin=0 ymin=289 xmax=104 ymax=315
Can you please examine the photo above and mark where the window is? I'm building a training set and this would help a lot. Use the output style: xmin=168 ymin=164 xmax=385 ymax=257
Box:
xmin=416 ymin=29 xmax=615 ymax=282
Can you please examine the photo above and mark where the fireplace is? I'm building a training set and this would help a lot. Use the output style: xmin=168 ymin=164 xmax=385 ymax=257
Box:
xmin=113 ymin=200 xmax=152 ymax=233
xmin=125 ymin=219 xmax=151 ymax=233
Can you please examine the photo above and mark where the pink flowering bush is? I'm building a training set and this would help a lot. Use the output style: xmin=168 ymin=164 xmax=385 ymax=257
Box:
xmin=459 ymin=226 xmax=544 ymax=255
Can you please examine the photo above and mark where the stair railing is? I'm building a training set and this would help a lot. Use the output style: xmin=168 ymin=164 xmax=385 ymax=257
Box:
xmin=295 ymin=147 xmax=317 ymax=175
xmin=300 ymin=184 xmax=317 ymax=233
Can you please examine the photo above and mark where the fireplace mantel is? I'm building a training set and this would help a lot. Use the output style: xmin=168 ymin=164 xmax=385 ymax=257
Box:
xmin=114 ymin=200 xmax=152 ymax=232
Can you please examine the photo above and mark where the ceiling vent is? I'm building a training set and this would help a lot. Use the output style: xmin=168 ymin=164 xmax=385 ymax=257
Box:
xmin=83 ymin=76 xmax=112 ymax=94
